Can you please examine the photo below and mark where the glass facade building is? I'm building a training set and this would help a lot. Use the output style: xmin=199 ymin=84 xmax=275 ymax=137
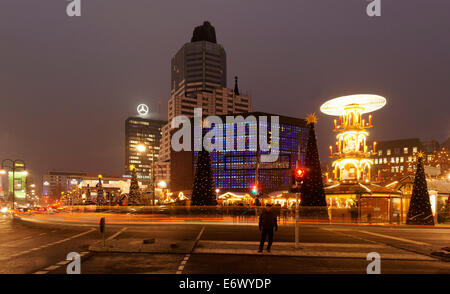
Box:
xmin=190 ymin=113 xmax=308 ymax=193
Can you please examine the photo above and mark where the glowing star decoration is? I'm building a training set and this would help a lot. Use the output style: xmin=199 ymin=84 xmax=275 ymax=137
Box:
xmin=137 ymin=104 xmax=149 ymax=116
xmin=129 ymin=164 xmax=135 ymax=171
xmin=320 ymin=94 xmax=386 ymax=183
xmin=417 ymin=151 xmax=425 ymax=158
xmin=306 ymin=113 xmax=318 ymax=125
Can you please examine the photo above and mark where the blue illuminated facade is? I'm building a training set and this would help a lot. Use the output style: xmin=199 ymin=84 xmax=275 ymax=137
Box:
xmin=193 ymin=113 xmax=308 ymax=193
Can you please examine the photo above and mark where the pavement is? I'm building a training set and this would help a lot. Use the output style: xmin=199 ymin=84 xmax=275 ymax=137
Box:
xmin=1 ymin=212 xmax=450 ymax=274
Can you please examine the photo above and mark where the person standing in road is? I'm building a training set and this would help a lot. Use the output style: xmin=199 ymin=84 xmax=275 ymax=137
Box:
xmin=258 ymin=204 xmax=278 ymax=253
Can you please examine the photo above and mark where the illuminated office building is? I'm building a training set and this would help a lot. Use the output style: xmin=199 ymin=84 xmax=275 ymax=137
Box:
xmin=125 ymin=117 xmax=166 ymax=179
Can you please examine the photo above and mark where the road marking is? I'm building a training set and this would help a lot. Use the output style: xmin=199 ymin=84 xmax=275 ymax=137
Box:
xmin=44 ymin=265 xmax=60 ymax=271
xmin=106 ymin=227 xmax=127 ymax=241
xmin=0 ymin=228 xmax=96 ymax=261
xmin=177 ymin=226 xmax=205 ymax=274
xmin=39 ymin=233 xmax=47 ymax=236
xmin=57 ymin=260 xmax=70 ymax=266
xmin=192 ymin=248 xmax=437 ymax=261
xmin=200 ymin=240 xmax=385 ymax=248
xmin=359 ymin=230 xmax=433 ymax=246
xmin=33 ymin=251 xmax=90 ymax=274
xmin=191 ymin=226 xmax=205 ymax=252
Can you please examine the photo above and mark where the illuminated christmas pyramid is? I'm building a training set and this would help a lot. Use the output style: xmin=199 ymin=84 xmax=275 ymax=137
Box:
xmin=320 ymin=94 xmax=386 ymax=183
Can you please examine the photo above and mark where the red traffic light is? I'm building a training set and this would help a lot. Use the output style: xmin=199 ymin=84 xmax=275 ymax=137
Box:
xmin=294 ymin=167 xmax=306 ymax=181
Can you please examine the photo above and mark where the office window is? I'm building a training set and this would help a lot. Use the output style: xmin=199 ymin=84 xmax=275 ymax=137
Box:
xmin=400 ymin=157 xmax=404 ymax=163
xmin=383 ymin=158 xmax=387 ymax=163
xmin=391 ymin=157 xmax=395 ymax=163
xmin=403 ymin=147 xmax=408 ymax=154
xmin=378 ymin=150 xmax=382 ymax=156
xmin=395 ymin=157 xmax=399 ymax=163
xmin=374 ymin=159 xmax=378 ymax=164
xmin=413 ymin=147 xmax=418 ymax=153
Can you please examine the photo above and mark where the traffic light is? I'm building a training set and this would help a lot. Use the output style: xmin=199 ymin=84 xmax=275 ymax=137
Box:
xmin=294 ymin=167 xmax=306 ymax=182
xmin=251 ymin=185 xmax=258 ymax=195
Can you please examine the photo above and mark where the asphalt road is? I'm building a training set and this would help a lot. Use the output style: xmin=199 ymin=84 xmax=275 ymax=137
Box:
xmin=1 ymin=213 xmax=449 ymax=274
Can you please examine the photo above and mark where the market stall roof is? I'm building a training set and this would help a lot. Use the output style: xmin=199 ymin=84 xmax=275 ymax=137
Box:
xmin=217 ymin=192 xmax=249 ymax=199
xmin=324 ymin=182 xmax=401 ymax=196
xmin=267 ymin=191 xmax=289 ymax=198
xmin=427 ymin=179 xmax=450 ymax=194
xmin=390 ymin=176 xmax=450 ymax=195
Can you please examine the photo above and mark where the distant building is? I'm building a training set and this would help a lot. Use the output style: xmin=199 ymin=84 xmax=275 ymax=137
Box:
xmin=370 ymin=138 xmax=439 ymax=184
xmin=125 ymin=117 xmax=166 ymax=180
xmin=158 ymin=21 xmax=252 ymax=187
xmin=170 ymin=112 xmax=308 ymax=194
xmin=42 ymin=170 xmax=88 ymax=200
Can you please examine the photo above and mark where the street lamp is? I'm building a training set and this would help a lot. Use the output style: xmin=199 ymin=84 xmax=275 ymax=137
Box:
xmin=1 ymin=159 xmax=27 ymax=210
xmin=136 ymin=144 xmax=146 ymax=152
xmin=158 ymin=180 xmax=167 ymax=189
xmin=136 ymin=143 xmax=157 ymax=205
xmin=215 ymin=188 xmax=220 ymax=200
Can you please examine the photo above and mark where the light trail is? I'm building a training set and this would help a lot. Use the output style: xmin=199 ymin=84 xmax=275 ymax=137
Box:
xmin=14 ymin=211 xmax=449 ymax=228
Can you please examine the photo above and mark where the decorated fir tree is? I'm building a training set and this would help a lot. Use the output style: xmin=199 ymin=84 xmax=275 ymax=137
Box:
xmin=191 ymin=149 xmax=217 ymax=206
xmin=128 ymin=165 xmax=142 ymax=205
xmin=299 ymin=113 xmax=329 ymax=220
xmin=96 ymin=175 xmax=104 ymax=205
xmin=406 ymin=152 xmax=434 ymax=225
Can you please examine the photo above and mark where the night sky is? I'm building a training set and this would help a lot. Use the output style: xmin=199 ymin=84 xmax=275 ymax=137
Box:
xmin=1 ymin=0 xmax=449 ymax=182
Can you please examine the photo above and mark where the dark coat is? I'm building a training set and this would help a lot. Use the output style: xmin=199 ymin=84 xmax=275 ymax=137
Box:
xmin=259 ymin=209 xmax=278 ymax=230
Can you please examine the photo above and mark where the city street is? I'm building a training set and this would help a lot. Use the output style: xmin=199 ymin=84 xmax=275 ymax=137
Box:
xmin=1 ymin=213 xmax=449 ymax=274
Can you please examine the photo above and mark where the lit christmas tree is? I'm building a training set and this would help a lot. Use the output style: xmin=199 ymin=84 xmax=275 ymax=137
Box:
xmin=128 ymin=165 xmax=142 ymax=205
xmin=406 ymin=152 xmax=434 ymax=225
xmin=191 ymin=149 xmax=217 ymax=206
xmin=300 ymin=113 xmax=329 ymax=220
xmin=96 ymin=174 xmax=104 ymax=205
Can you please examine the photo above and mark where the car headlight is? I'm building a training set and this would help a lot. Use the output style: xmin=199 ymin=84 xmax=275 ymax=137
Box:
xmin=1 ymin=207 xmax=8 ymax=213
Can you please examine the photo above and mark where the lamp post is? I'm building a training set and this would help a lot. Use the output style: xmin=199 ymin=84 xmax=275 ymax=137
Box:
xmin=293 ymin=167 xmax=306 ymax=249
xmin=136 ymin=143 xmax=160 ymax=205
xmin=215 ymin=188 xmax=220 ymax=200
xmin=0 ymin=159 xmax=27 ymax=210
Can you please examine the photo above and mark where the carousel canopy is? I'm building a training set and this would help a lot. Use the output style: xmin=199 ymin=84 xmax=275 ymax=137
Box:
xmin=320 ymin=94 xmax=386 ymax=116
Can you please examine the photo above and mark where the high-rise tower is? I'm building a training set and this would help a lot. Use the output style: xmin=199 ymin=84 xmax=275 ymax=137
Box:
xmin=157 ymin=21 xmax=252 ymax=188
xmin=171 ymin=21 xmax=227 ymax=98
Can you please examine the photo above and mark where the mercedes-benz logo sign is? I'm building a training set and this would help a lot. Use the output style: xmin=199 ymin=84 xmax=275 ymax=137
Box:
xmin=137 ymin=104 xmax=149 ymax=115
